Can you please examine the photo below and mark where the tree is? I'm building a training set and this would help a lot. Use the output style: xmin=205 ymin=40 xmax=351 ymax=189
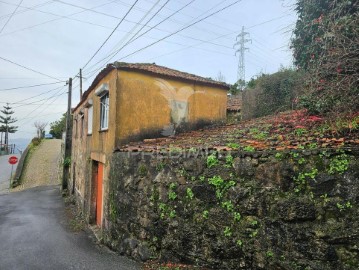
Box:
xmin=291 ymin=0 xmax=358 ymax=115
xmin=34 ymin=121 xmax=47 ymax=139
xmin=0 ymin=103 xmax=17 ymax=146
xmin=49 ymin=113 xmax=66 ymax=139
xmin=242 ymin=68 xmax=304 ymax=120
xmin=229 ymin=80 xmax=243 ymax=95
xmin=215 ymin=71 xmax=226 ymax=83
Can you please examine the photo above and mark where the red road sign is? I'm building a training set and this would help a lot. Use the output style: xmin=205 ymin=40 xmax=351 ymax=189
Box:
xmin=8 ymin=156 xmax=18 ymax=165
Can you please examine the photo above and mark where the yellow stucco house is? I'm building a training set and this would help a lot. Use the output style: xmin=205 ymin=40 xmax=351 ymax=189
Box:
xmin=71 ymin=62 xmax=229 ymax=227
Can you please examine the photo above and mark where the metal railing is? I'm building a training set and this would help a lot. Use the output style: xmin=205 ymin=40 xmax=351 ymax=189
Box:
xmin=0 ymin=144 xmax=15 ymax=155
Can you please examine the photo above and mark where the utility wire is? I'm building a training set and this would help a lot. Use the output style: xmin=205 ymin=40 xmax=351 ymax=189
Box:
xmin=10 ymin=84 xmax=67 ymax=104
xmin=0 ymin=0 xmax=24 ymax=34
xmin=81 ymin=0 xmax=140 ymax=70
xmin=116 ymin=1 xmax=241 ymax=62
xmin=0 ymin=0 xmax=119 ymax=37
xmin=0 ymin=56 xmax=63 ymax=82
xmin=145 ymin=14 xmax=293 ymax=62
xmin=0 ymin=0 xmax=53 ymax=21
xmin=24 ymin=83 xmax=79 ymax=123
xmin=0 ymin=81 xmax=65 ymax=91
xmin=16 ymin=92 xmax=66 ymax=123
xmin=93 ymin=0 xmax=171 ymax=70
xmin=85 ymin=0 xmax=237 ymax=78
xmin=54 ymin=0 xmax=233 ymax=63
xmin=84 ymin=0 xmax=196 ymax=76
xmin=17 ymin=111 xmax=64 ymax=122
xmin=0 ymin=101 xmax=66 ymax=106
xmin=13 ymin=91 xmax=66 ymax=108
xmin=16 ymin=86 xmax=67 ymax=123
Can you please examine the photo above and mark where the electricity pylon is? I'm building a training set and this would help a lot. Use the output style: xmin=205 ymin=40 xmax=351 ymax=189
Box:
xmin=234 ymin=26 xmax=251 ymax=90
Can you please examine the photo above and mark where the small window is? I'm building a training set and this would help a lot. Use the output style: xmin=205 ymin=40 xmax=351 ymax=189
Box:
xmin=88 ymin=106 xmax=93 ymax=135
xmin=80 ymin=114 xmax=84 ymax=137
xmin=74 ymin=118 xmax=78 ymax=138
xmin=100 ymin=93 xmax=109 ymax=130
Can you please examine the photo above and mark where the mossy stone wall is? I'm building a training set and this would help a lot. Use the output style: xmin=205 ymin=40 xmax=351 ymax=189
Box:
xmin=103 ymin=148 xmax=359 ymax=269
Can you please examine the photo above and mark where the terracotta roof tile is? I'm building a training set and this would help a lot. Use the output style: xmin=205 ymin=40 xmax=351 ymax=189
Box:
xmin=227 ymin=94 xmax=242 ymax=111
xmin=75 ymin=62 xmax=229 ymax=111
xmin=113 ymin=62 xmax=229 ymax=89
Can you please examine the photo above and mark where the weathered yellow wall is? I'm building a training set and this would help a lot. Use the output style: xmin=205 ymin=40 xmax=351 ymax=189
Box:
xmin=71 ymin=70 xmax=117 ymax=222
xmin=116 ymin=70 xmax=227 ymax=145
xmin=71 ymin=68 xmax=227 ymax=225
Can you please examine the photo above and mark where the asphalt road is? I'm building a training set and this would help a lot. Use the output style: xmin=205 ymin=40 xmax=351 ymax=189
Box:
xmin=0 ymin=185 xmax=141 ymax=270
xmin=0 ymin=154 xmax=21 ymax=193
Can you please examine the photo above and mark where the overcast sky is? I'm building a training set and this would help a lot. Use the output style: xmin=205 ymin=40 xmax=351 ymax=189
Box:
xmin=0 ymin=0 xmax=297 ymax=140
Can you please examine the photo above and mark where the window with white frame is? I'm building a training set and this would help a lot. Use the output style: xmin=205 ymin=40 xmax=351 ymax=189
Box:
xmin=87 ymin=106 xmax=93 ymax=134
xmin=100 ymin=93 xmax=109 ymax=130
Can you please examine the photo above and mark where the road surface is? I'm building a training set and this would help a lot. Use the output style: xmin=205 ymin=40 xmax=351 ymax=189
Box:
xmin=0 ymin=154 xmax=21 ymax=194
xmin=0 ymin=185 xmax=141 ymax=270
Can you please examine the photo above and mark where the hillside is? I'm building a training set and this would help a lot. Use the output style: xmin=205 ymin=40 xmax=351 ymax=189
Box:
xmin=120 ymin=110 xmax=359 ymax=152
xmin=13 ymin=139 xmax=62 ymax=191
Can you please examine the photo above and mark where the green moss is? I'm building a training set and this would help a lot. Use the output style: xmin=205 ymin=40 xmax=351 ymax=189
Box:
xmin=138 ymin=164 xmax=148 ymax=177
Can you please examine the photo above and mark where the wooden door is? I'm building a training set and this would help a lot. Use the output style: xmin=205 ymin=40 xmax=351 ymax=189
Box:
xmin=96 ymin=163 xmax=104 ymax=226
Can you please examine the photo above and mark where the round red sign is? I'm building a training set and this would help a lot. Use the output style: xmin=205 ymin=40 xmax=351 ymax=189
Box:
xmin=8 ymin=156 xmax=18 ymax=165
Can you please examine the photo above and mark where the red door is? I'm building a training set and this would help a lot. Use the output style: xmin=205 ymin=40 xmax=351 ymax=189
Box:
xmin=96 ymin=163 xmax=104 ymax=226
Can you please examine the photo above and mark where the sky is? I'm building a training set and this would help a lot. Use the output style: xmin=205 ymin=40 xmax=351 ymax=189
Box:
xmin=0 ymin=0 xmax=297 ymax=140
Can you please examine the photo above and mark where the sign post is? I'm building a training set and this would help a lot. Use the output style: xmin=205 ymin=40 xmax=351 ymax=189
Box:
xmin=8 ymin=156 xmax=18 ymax=189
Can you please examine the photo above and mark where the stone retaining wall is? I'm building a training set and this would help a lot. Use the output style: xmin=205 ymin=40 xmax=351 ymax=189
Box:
xmin=103 ymin=148 xmax=359 ymax=269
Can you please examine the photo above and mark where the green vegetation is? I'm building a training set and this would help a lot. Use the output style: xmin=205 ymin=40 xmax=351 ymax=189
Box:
xmin=328 ymin=154 xmax=349 ymax=174
xmin=207 ymin=153 xmax=219 ymax=168
xmin=336 ymin=201 xmax=353 ymax=212
xmin=243 ymin=145 xmax=255 ymax=152
xmin=63 ymin=157 xmax=71 ymax=167
xmin=186 ymin=188 xmax=194 ymax=200
xmin=138 ymin=164 xmax=148 ymax=177
xmin=242 ymin=68 xmax=304 ymax=120
xmin=226 ymin=142 xmax=240 ymax=150
xmin=168 ymin=183 xmax=177 ymax=201
xmin=292 ymin=0 xmax=358 ymax=116
xmin=225 ymin=154 xmax=234 ymax=168
xmin=223 ymin=226 xmax=232 ymax=237
xmin=49 ymin=113 xmax=66 ymax=139
xmin=0 ymin=103 xmax=18 ymax=145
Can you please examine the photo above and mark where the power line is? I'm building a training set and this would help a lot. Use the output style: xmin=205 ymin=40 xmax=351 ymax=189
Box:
xmin=0 ymin=81 xmax=65 ymax=91
xmin=16 ymin=86 xmax=67 ymax=123
xmin=120 ymin=1 xmax=242 ymax=60
xmin=94 ymin=0 xmax=171 ymax=70
xmin=247 ymin=14 xmax=292 ymax=30
xmin=0 ymin=0 xmax=119 ymax=37
xmin=10 ymin=86 xmax=63 ymax=103
xmin=0 ymin=0 xmax=24 ymax=34
xmin=84 ymin=0 xmax=197 ymax=76
xmin=17 ymin=111 xmax=64 ymax=122
xmin=13 ymin=91 xmax=67 ymax=108
xmin=53 ymin=0 xmax=233 ymax=70
xmin=0 ymin=101 xmax=67 ymax=106
xmin=0 ymin=0 xmax=54 ymax=21
xmin=144 ymin=14 xmax=293 ymax=64
xmin=86 ymin=0 xmax=242 ymax=78
xmin=0 ymin=56 xmax=63 ymax=82
xmin=81 ymin=0 xmax=140 ymax=70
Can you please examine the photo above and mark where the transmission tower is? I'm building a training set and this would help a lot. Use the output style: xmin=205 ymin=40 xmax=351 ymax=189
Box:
xmin=234 ymin=26 xmax=251 ymax=90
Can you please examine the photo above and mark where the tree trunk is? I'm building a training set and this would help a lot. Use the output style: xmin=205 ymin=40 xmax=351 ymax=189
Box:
xmin=5 ymin=126 xmax=8 ymax=146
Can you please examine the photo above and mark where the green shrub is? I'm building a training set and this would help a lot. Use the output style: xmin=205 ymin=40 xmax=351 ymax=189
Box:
xmin=242 ymin=68 xmax=304 ymax=120
xmin=31 ymin=137 xmax=42 ymax=146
